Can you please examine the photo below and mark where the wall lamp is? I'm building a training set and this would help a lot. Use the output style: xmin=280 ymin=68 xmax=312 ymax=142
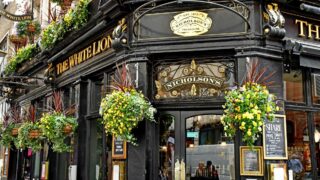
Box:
xmin=111 ymin=25 xmax=129 ymax=52
xmin=263 ymin=24 xmax=286 ymax=39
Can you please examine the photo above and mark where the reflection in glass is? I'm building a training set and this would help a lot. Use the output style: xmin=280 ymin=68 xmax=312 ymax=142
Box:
xmin=286 ymin=111 xmax=312 ymax=179
xmin=283 ymin=70 xmax=304 ymax=103
xmin=186 ymin=115 xmax=234 ymax=180
xmin=313 ymin=112 xmax=320 ymax=179
xmin=159 ymin=115 xmax=175 ymax=180
xmin=312 ymin=74 xmax=320 ymax=105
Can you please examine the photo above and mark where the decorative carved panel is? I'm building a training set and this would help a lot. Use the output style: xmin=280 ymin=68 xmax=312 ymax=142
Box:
xmin=154 ymin=59 xmax=235 ymax=100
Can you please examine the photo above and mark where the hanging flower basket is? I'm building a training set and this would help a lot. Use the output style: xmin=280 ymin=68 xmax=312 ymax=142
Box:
xmin=17 ymin=122 xmax=43 ymax=151
xmin=63 ymin=124 xmax=73 ymax=134
xmin=39 ymin=112 xmax=77 ymax=152
xmin=28 ymin=129 xmax=41 ymax=139
xmin=9 ymin=35 xmax=27 ymax=44
xmin=100 ymin=88 xmax=156 ymax=145
xmin=62 ymin=0 xmax=72 ymax=6
xmin=11 ymin=127 xmax=19 ymax=136
xmin=27 ymin=24 xmax=36 ymax=33
xmin=0 ymin=123 xmax=18 ymax=147
xmin=221 ymin=82 xmax=278 ymax=147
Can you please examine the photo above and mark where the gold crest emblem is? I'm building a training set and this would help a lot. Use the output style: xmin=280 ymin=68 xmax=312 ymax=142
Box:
xmin=170 ymin=11 xmax=212 ymax=37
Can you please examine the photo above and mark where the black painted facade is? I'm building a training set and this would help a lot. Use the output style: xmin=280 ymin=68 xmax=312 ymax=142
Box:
xmin=6 ymin=0 xmax=320 ymax=180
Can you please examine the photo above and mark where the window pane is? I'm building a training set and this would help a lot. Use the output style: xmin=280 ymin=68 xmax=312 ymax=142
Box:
xmin=186 ymin=115 xmax=234 ymax=180
xmin=312 ymin=74 xmax=320 ymax=105
xmin=286 ymin=110 xmax=312 ymax=179
xmin=283 ymin=70 xmax=304 ymax=103
xmin=159 ymin=114 xmax=175 ymax=180
xmin=313 ymin=112 xmax=320 ymax=179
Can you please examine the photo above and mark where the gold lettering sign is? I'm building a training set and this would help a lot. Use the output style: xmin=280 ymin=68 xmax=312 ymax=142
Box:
xmin=295 ymin=19 xmax=320 ymax=40
xmin=170 ymin=11 xmax=212 ymax=37
xmin=55 ymin=35 xmax=113 ymax=75
xmin=52 ymin=20 xmax=126 ymax=76
xmin=0 ymin=9 xmax=33 ymax=21
xmin=155 ymin=60 xmax=234 ymax=99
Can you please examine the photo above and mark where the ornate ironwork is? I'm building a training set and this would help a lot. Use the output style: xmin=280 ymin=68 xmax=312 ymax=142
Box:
xmin=132 ymin=0 xmax=251 ymax=37
xmin=0 ymin=76 xmax=44 ymax=98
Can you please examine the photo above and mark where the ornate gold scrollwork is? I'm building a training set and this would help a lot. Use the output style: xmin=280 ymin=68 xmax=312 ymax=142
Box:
xmin=154 ymin=59 xmax=232 ymax=99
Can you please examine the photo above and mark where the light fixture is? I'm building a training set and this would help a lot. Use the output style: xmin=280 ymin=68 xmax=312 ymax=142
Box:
xmin=283 ymin=63 xmax=290 ymax=73
xmin=315 ymin=129 xmax=320 ymax=143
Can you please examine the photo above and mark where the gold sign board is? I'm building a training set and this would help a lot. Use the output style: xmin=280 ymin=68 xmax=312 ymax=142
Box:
xmin=170 ymin=11 xmax=212 ymax=37
xmin=155 ymin=60 xmax=234 ymax=99
xmin=296 ymin=19 xmax=320 ymax=40
xmin=50 ymin=19 xmax=127 ymax=76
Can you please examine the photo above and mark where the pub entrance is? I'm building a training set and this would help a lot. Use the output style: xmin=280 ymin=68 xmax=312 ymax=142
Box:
xmin=157 ymin=110 xmax=235 ymax=180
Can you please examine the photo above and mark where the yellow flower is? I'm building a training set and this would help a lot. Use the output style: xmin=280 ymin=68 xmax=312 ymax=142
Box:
xmin=243 ymin=112 xmax=254 ymax=119
xmin=276 ymin=106 xmax=280 ymax=111
xmin=257 ymin=114 xmax=261 ymax=120
xmin=252 ymin=121 xmax=257 ymax=127
xmin=235 ymin=106 xmax=241 ymax=112
xmin=266 ymin=106 xmax=271 ymax=112
xmin=241 ymin=122 xmax=246 ymax=126
xmin=247 ymin=130 xmax=252 ymax=136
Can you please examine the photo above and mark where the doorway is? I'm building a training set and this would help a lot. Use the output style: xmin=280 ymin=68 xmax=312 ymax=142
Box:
xmin=158 ymin=110 xmax=235 ymax=180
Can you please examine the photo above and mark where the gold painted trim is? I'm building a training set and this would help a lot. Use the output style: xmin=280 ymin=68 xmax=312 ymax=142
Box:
xmin=268 ymin=163 xmax=287 ymax=180
xmin=112 ymin=135 xmax=127 ymax=159
xmin=240 ymin=146 xmax=264 ymax=176
xmin=263 ymin=114 xmax=288 ymax=160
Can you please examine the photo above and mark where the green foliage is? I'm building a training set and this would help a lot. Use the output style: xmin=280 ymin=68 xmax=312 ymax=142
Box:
xmin=221 ymin=82 xmax=278 ymax=147
xmin=16 ymin=20 xmax=41 ymax=36
xmin=100 ymin=89 xmax=156 ymax=145
xmin=4 ymin=44 xmax=40 ymax=75
xmin=17 ymin=122 xmax=43 ymax=151
xmin=0 ymin=123 xmax=17 ymax=147
xmin=39 ymin=113 xmax=77 ymax=153
xmin=41 ymin=0 xmax=89 ymax=50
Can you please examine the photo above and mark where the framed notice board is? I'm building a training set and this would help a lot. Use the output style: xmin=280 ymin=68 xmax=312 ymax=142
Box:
xmin=263 ymin=114 xmax=288 ymax=160
xmin=112 ymin=136 xmax=127 ymax=159
xmin=240 ymin=146 xmax=264 ymax=176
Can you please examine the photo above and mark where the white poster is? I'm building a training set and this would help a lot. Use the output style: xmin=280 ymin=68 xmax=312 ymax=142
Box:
xmin=274 ymin=167 xmax=285 ymax=180
xmin=113 ymin=165 xmax=120 ymax=180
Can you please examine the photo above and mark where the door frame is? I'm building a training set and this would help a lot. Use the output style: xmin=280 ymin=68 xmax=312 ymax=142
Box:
xmin=157 ymin=109 xmax=224 ymax=178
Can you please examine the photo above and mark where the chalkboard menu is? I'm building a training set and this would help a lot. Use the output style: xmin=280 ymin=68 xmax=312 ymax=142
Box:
xmin=112 ymin=136 xmax=127 ymax=159
xmin=263 ymin=115 xmax=288 ymax=159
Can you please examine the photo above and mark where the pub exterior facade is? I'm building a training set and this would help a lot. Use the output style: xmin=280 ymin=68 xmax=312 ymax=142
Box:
xmin=3 ymin=0 xmax=320 ymax=180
